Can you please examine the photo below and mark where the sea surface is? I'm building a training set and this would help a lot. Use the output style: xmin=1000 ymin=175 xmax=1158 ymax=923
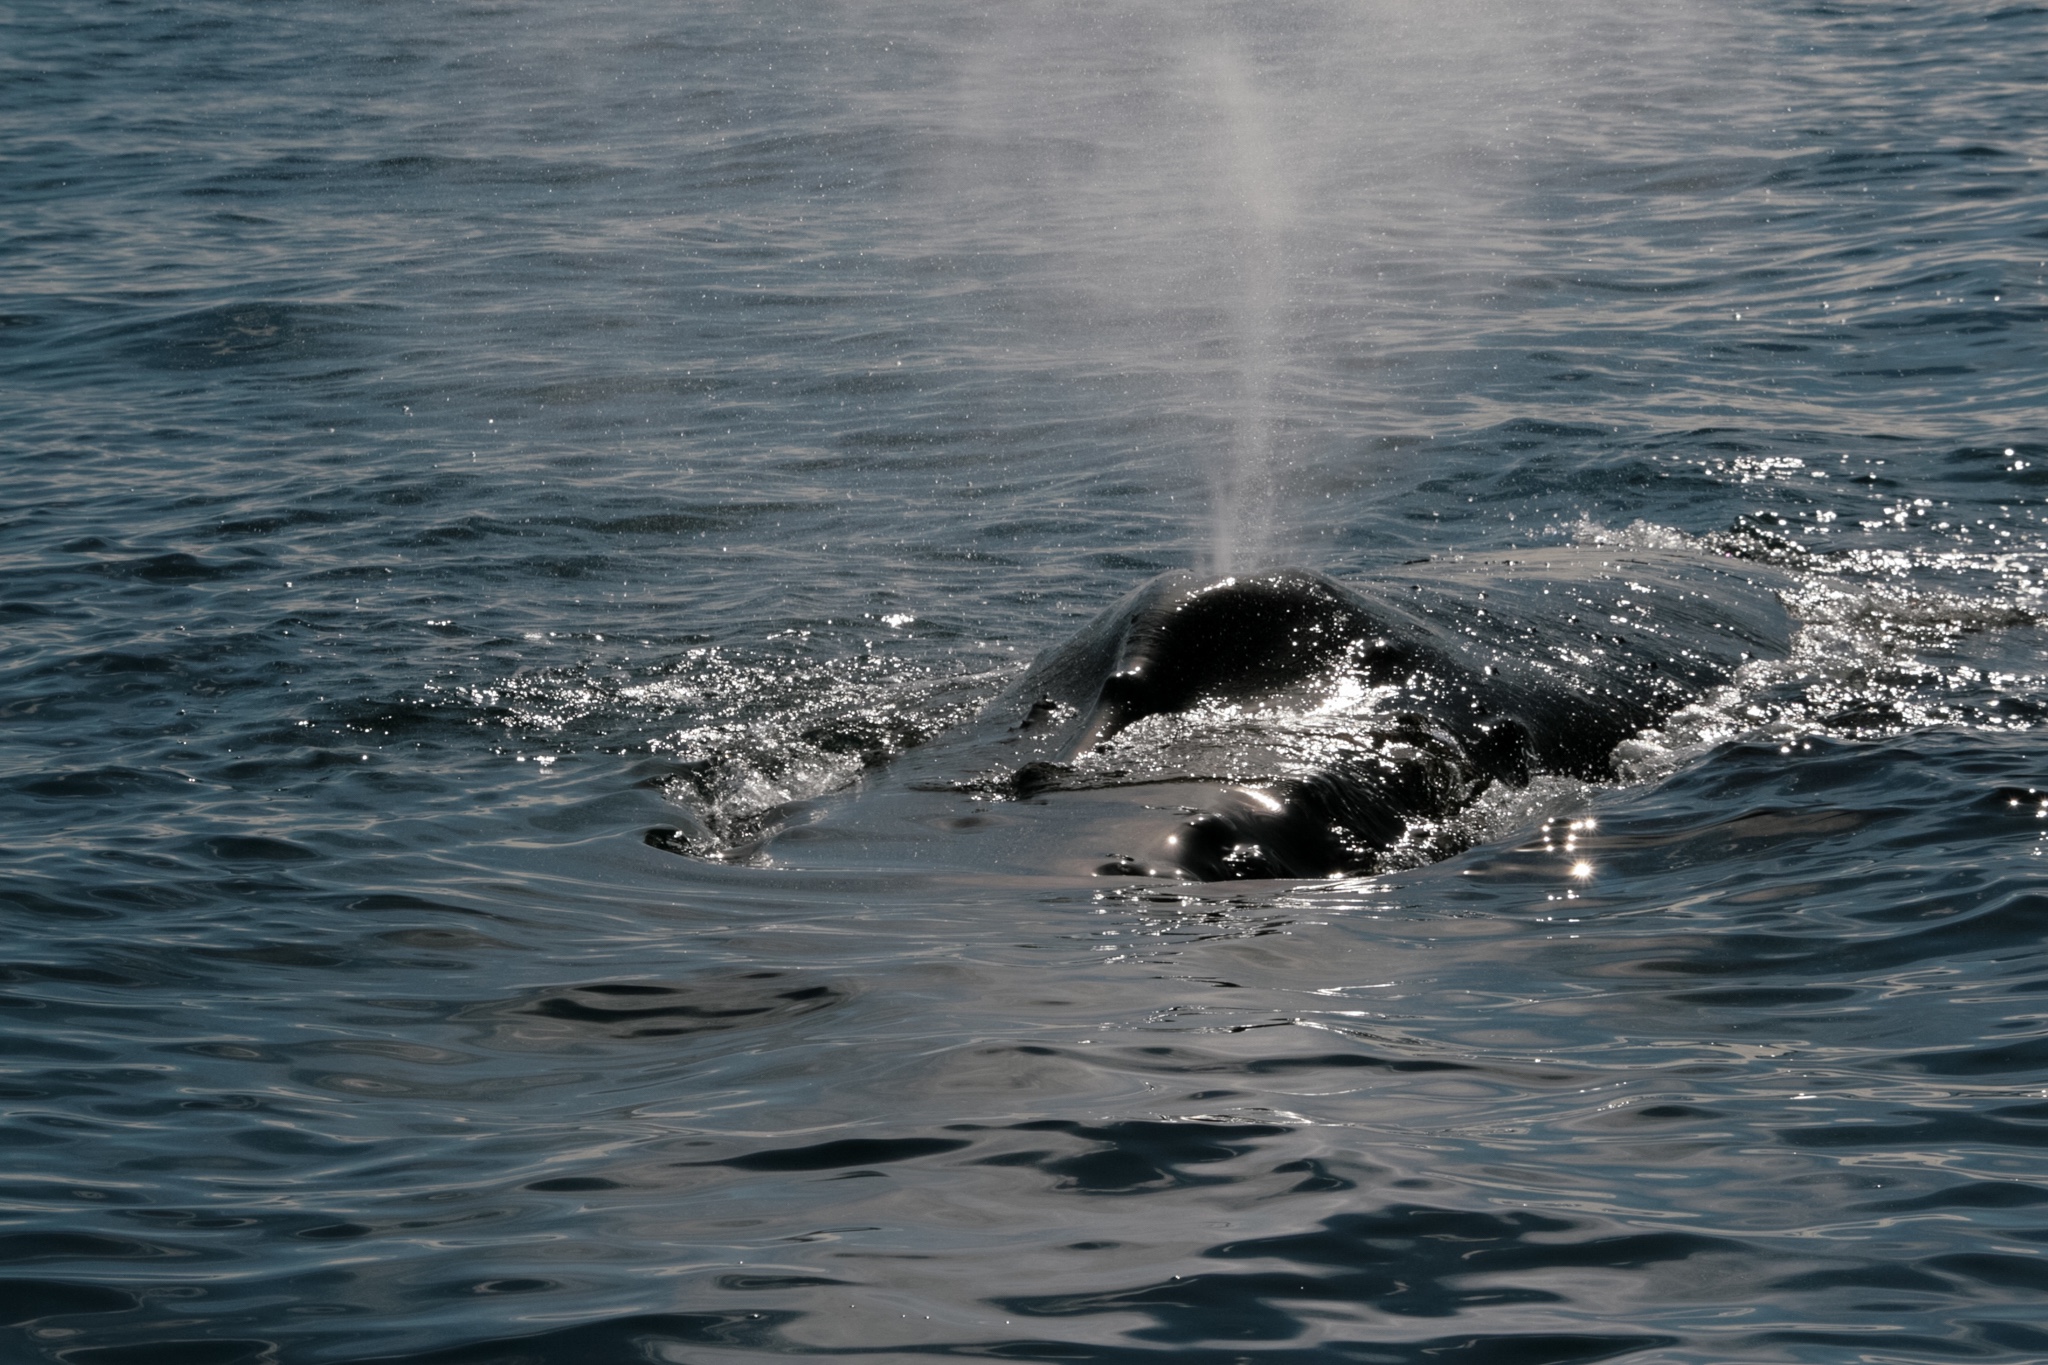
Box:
xmin=5 ymin=2 xmax=2048 ymax=1361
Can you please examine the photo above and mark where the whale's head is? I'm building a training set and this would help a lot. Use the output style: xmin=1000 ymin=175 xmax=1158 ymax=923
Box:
xmin=722 ymin=553 xmax=1794 ymax=883
xmin=1007 ymin=568 xmax=1422 ymax=754
xmin=966 ymin=568 xmax=1497 ymax=879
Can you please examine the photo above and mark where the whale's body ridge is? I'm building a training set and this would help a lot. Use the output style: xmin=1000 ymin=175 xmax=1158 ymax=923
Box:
xmin=679 ymin=547 xmax=1795 ymax=882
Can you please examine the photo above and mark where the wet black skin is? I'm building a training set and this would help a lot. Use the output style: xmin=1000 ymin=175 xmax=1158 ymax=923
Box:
xmin=697 ymin=549 xmax=1795 ymax=882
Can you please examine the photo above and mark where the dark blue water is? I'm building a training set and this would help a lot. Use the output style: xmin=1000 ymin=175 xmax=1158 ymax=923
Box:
xmin=5 ymin=2 xmax=2048 ymax=1361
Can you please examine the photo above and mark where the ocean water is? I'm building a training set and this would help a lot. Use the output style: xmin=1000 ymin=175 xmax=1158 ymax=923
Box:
xmin=4 ymin=2 xmax=2048 ymax=1361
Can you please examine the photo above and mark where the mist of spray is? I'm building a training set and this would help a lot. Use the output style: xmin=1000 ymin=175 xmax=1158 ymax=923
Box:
xmin=935 ymin=5 xmax=1315 ymax=575
xmin=1186 ymin=40 xmax=1290 ymax=574
xmin=930 ymin=2 xmax=1659 ymax=574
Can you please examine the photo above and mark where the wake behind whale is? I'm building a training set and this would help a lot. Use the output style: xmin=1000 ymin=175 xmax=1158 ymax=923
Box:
xmin=653 ymin=546 xmax=1795 ymax=882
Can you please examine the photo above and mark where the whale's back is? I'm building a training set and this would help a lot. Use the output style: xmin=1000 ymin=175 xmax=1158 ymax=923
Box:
xmin=983 ymin=548 xmax=1793 ymax=777
xmin=746 ymin=546 xmax=1796 ymax=881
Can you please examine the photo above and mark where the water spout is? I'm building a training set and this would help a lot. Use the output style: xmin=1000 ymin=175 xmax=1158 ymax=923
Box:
xmin=1185 ymin=40 xmax=1291 ymax=575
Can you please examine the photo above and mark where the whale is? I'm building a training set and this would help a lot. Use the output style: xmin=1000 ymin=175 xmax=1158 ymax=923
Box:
xmin=656 ymin=546 xmax=1795 ymax=882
